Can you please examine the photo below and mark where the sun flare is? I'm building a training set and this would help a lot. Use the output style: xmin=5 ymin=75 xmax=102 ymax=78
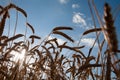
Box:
xmin=10 ymin=49 xmax=26 ymax=63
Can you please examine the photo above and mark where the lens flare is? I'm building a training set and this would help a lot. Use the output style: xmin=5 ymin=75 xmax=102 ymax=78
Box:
xmin=10 ymin=49 xmax=26 ymax=64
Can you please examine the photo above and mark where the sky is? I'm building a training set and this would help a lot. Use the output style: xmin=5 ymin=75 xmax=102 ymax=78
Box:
xmin=0 ymin=0 xmax=120 ymax=57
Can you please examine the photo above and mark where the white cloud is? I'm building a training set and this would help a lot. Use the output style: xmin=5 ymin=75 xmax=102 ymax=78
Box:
xmin=57 ymin=38 xmax=65 ymax=45
xmin=72 ymin=12 xmax=86 ymax=26
xmin=72 ymin=4 xmax=79 ymax=9
xmin=81 ymin=38 xmax=97 ymax=47
xmin=59 ymin=0 xmax=69 ymax=4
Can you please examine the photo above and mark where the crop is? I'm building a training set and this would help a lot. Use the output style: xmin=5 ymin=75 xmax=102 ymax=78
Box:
xmin=0 ymin=0 xmax=120 ymax=80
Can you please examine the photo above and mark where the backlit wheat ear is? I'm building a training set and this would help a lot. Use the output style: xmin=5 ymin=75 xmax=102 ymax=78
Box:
xmin=29 ymin=35 xmax=41 ymax=44
xmin=26 ymin=22 xmax=35 ymax=34
xmin=53 ymin=26 xmax=73 ymax=31
xmin=0 ymin=11 xmax=9 ymax=36
xmin=52 ymin=26 xmax=74 ymax=42
xmin=103 ymin=3 xmax=119 ymax=80
xmin=53 ymin=31 xmax=74 ymax=42
xmin=5 ymin=34 xmax=24 ymax=43
xmin=0 ymin=3 xmax=27 ymax=17
xmin=104 ymin=3 xmax=118 ymax=53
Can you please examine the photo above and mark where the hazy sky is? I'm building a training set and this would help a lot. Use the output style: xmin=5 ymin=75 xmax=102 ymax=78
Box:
xmin=0 ymin=0 xmax=120 ymax=56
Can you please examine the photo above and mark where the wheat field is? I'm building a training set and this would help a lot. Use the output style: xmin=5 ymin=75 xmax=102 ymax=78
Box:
xmin=0 ymin=0 xmax=120 ymax=80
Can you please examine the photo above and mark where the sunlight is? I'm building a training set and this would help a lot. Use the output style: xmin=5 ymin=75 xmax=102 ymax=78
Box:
xmin=10 ymin=49 xmax=26 ymax=63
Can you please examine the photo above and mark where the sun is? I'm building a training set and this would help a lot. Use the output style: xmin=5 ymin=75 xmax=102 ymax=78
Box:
xmin=10 ymin=48 xmax=26 ymax=64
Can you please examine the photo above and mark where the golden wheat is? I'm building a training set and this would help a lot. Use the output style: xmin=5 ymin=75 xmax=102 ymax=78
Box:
xmin=0 ymin=1 xmax=119 ymax=80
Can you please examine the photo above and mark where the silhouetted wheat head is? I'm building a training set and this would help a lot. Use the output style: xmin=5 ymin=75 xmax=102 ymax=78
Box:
xmin=85 ymin=0 xmax=120 ymax=79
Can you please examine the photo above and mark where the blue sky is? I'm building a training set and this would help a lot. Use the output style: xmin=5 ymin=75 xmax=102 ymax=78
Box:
xmin=1 ymin=0 xmax=120 ymax=56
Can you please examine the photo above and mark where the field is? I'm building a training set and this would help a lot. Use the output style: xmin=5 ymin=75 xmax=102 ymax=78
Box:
xmin=0 ymin=0 xmax=120 ymax=80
